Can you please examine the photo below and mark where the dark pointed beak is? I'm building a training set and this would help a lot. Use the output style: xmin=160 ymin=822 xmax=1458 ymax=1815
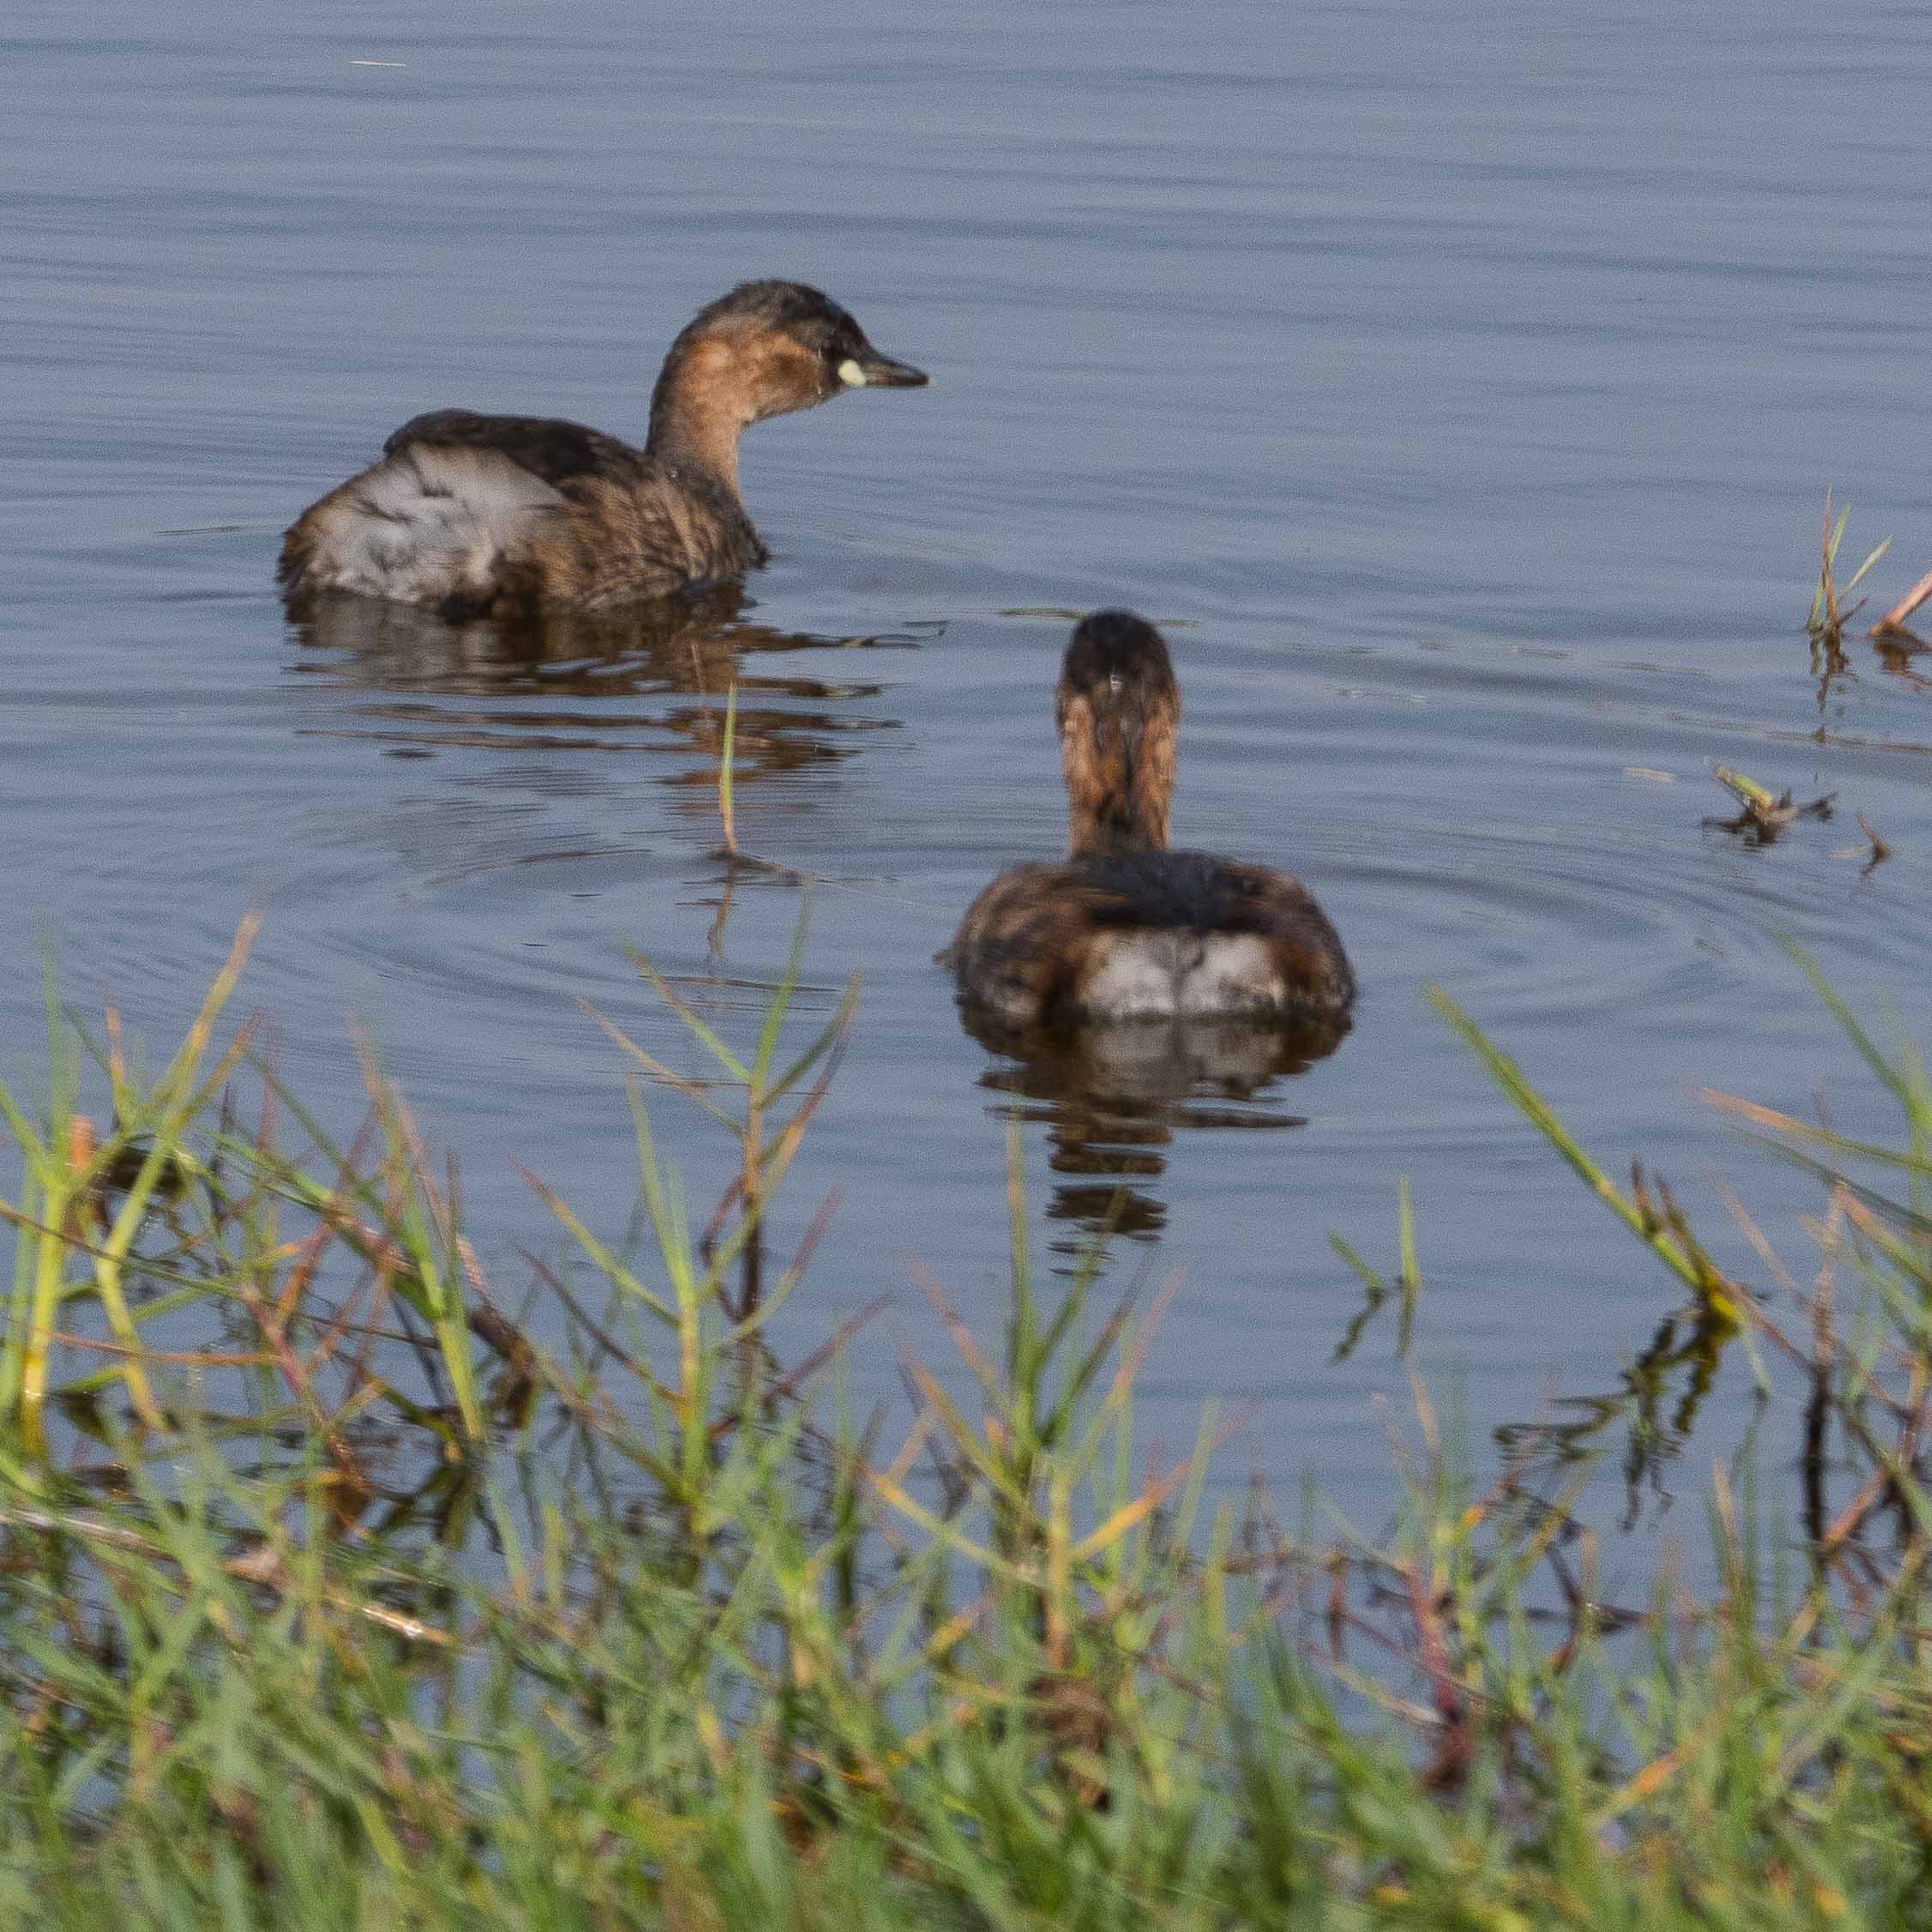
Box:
xmin=850 ymin=347 xmax=928 ymax=389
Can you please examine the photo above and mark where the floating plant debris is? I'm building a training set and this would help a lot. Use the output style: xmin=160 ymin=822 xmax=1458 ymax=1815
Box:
xmin=1706 ymin=764 xmax=1835 ymax=843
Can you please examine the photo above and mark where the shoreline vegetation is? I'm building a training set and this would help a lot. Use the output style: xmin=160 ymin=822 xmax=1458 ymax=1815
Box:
xmin=1 ymin=917 xmax=1929 ymax=1925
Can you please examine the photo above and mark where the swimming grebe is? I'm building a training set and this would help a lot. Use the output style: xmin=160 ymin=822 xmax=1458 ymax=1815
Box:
xmin=946 ymin=612 xmax=1355 ymax=1027
xmin=277 ymin=280 xmax=927 ymax=619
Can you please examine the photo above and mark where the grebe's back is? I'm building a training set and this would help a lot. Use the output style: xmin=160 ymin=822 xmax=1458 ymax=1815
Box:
xmin=947 ymin=613 xmax=1353 ymax=1029
xmin=279 ymin=281 xmax=927 ymax=619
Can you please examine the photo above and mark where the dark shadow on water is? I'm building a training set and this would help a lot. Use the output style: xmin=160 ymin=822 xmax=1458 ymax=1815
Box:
xmin=285 ymin=584 xmax=919 ymax=782
xmin=960 ymin=1006 xmax=1351 ymax=1253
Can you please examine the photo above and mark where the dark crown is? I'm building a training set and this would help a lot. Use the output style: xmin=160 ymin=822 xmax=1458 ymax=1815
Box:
xmin=1060 ymin=610 xmax=1177 ymax=708
xmin=683 ymin=280 xmax=854 ymax=347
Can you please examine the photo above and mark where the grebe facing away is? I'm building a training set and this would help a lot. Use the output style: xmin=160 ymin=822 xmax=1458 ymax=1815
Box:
xmin=946 ymin=612 xmax=1354 ymax=1029
xmin=278 ymin=280 xmax=927 ymax=619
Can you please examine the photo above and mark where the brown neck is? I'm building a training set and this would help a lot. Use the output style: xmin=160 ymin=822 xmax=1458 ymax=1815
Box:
xmin=1063 ymin=718 xmax=1174 ymax=860
xmin=646 ymin=340 xmax=751 ymax=497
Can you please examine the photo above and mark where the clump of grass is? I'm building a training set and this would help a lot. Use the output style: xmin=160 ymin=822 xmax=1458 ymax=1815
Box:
xmin=4 ymin=926 xmax=1932 ymax=1921
xmin=1805 ymin=492 xmax=1932 ymax=702
xmin=1808 ymin=487 xmax=1890 ymax=648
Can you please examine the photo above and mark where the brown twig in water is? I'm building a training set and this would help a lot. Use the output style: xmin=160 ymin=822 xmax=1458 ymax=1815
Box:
xmin=1872 ymin=565 xmax=1932 ymax=638
xmin=716 ymin=682 xmax=738 ymax=857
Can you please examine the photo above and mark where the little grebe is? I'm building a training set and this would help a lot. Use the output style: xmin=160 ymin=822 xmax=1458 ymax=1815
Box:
xmin=278 ymin=280 xmax=927 ymax=619
xmin=946 ymin=612 xmax=1354 ymax=1027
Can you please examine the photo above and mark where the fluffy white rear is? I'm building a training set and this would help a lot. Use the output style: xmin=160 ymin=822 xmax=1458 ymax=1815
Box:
xmin=1078 ymin=932 xmax=1282 ymax=1019
xmin=294 ymin=448 xmax=564 ymax=606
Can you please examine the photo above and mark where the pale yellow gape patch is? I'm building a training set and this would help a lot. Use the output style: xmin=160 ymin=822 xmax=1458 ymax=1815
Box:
xmin=836 ymin=359 xmax=867 ymax=387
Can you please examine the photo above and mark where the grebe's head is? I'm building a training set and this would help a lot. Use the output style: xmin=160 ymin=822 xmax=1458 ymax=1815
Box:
xmin=649 ymin=281 xmax=927 ymax=467
xmin=1055 ymin=609 xmax=1180 ymax=858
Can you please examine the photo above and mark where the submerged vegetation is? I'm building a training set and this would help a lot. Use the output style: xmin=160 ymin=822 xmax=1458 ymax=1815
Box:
xmin=0 ymin=921 xmax=1931 ymax=1924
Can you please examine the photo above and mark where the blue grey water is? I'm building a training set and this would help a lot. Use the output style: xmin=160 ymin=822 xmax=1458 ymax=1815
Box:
xmin=5 ymin=3 xmax=1931 ymax=1559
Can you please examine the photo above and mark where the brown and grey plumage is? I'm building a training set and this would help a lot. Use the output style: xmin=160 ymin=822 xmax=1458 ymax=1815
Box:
xmin=278 ymin=280 xmax=927 ymax=619
xmin=946 ymin=611 xmax=1354 ymax=1028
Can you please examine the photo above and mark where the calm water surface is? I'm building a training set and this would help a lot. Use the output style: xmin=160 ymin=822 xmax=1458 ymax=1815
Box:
xmin=7 ymin=3 xmax=1932 ymax=1554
